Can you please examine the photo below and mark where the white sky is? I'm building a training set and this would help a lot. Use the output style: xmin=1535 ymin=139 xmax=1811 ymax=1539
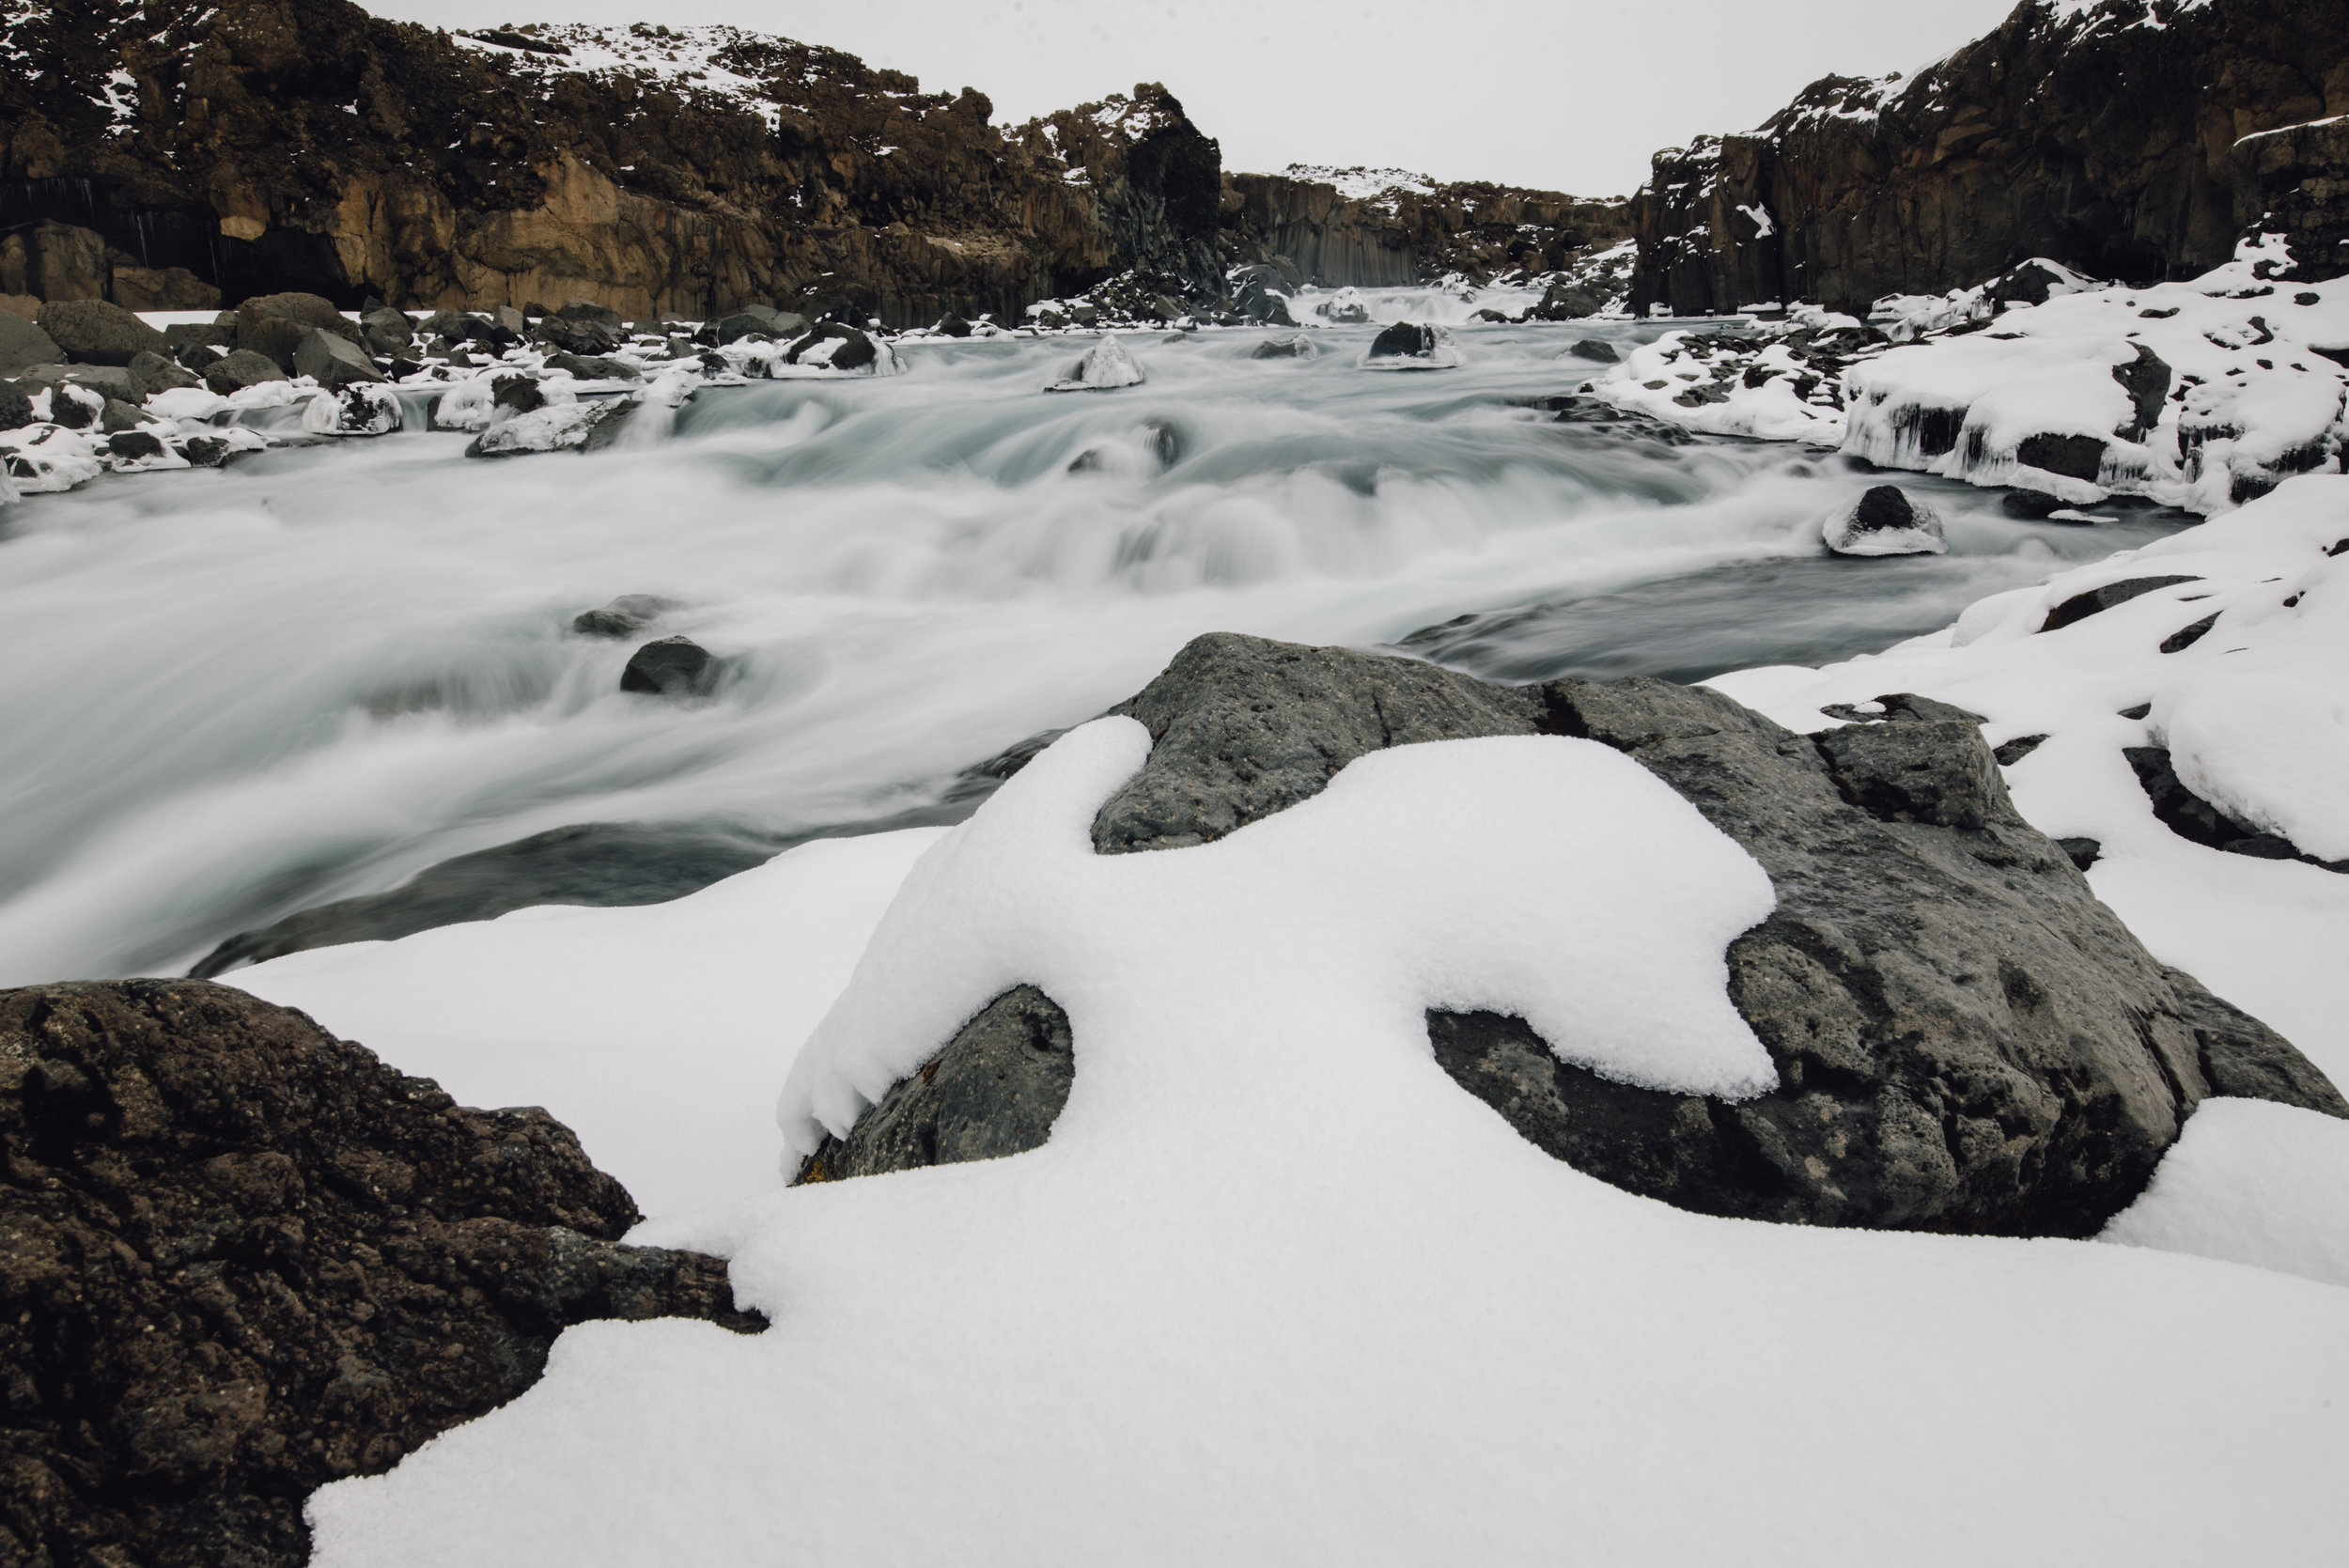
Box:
xmin=371 ymin=0 xmax=2020 ymax=195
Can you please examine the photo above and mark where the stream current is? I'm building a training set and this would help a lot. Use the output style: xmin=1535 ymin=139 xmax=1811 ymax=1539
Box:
xmin=0 ymin=291 xmax=2192 ymax=983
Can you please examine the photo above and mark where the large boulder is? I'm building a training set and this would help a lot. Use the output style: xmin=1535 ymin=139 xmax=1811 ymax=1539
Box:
xmin=0 ymin=310 xmax=62 ymax=374
xmin=202 ymin=349 xmax=289 ymax=395
xmin=0 ymin=980 xmax=760 ymax=1568
xmin=801 ymin=633 xmax=2344 ymax=1235
xmin=1044 ymin=336 xmax=1144 ymax=391
xmin=236 ymin=291 xmax=360 ymax=349
xmin=292 ymin=326 xmax=384 ymax=389
xmin=34 ymin=298 xmax=170 ymax=365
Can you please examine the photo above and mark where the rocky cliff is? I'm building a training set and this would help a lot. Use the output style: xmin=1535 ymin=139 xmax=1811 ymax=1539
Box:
xmin=1631 ymin=0 xmax=2349 ymax=316
xmin=1219 ymin=166 xmax=1629 ymax=288
xmin=0 ymin=0 xmax=1228 ymax=324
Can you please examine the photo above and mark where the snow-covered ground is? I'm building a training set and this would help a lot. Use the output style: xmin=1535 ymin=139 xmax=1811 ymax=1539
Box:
xmin=219 ymin=474 xmax=2349 ymax=1565
xmin=1590 ymin=235 xmax=2349 ymax=514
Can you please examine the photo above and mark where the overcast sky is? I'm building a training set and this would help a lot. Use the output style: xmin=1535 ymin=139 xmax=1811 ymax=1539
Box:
xmin=371 ymin=0 xmax=2020 ymax=195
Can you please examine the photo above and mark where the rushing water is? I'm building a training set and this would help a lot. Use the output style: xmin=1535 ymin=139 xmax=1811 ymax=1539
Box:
xmin=0 ymin=298 xmax=2191 ymax=983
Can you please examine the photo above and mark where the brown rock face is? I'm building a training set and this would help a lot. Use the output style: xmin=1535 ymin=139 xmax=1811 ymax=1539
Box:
xmin=0 ymin=979 xmax=762 ymax=1568
xmin=0 ymin=3 xmax=1230 ymax=324
xmin=1221 ymin=171 xmax=1630 ymax=288
xmin=1630 ymin=0 xmax=2349 ymax=314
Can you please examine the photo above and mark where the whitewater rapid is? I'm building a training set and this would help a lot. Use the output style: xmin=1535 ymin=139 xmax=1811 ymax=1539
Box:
xmin=0 ymin=303 xmax=2190 ymax=982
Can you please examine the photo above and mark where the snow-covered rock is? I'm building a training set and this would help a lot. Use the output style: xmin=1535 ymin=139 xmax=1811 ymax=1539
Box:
xmin=1822 ymin=484 xmax=1947 ymax=556
xmin=0 ymin=423 xmax=104 ymax=491
xmin=464 ymin=396 xmax=635 ymax=458
xmin=302 ymin=382 xmax=405 ymax=437
xmin=1044 ymin=336 xmax=1145 ymax=392
xmin=1319 ymin=285 xmax=1370 ymax=323
xmin=1360 ymin=320 xmax=1463 ymax=370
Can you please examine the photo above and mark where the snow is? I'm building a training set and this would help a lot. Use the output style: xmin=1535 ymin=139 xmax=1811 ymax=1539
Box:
xmin=452 ymin=23 xmax=798 ymax=132
xmin=1706 ymin=473 xmax=2349 ymax=1082
xmin=1280 ymin=164 xmax=1438 ymax=205
xmin=303 ymin=713 xmax=2349 ymax=1566
xmin=2237 ymin=114 xmax=2349 ymax=144
xmin=1599 ymin=232 xmax=2349 ymax=515
xmin=302 ymin=384 xmax=404 ymax=438
xmin=2102 ymin=1098 xmax=2349 ymax=1288
xmin=470 ymin=397 xmax=609 ymax=456
xmin=230 ymin=830 xmax=944 ymax=1217
xmin=783 ymin=722 xmax=1779 ymax=1157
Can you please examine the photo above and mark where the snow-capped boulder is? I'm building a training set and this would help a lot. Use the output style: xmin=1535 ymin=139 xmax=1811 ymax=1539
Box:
xmin=1045 ymin=336 xmax=1145 ymax=392
xmin=0 ymin=422 xmax=103 ymax=490
xmin=302 ymin=381 xmax=404 ymax=437
xmin=464 ymin=396 xmax=633 ymax=458
xmin=792 ymin=631 xmax=2343 ymax=1234
xmin=1823 ymin=484 xmax=1947 ymax=556
xmin=782 ymin=322 xmax=892 ymax=373
xmin=1319 ymin=286 xmax=1370 ymax=323
xmin=0 ymin=979 xmax=762 ymax=1568
xmin=1361 ymin=321 xmax=1463 ymax=369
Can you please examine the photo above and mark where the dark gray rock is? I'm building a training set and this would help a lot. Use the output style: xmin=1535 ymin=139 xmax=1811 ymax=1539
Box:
xmin=1367 ymin=320 xmax=1440 ymax=359
xmin=711 ymin=312 xmax=776 ymax=345
xmin=2039 ymin=575 xmax=2201 ymax=632
xmin=1090 ymin=633 xmax=1542 ymax=853
xmin=2056 ymin=836 xmax=2102 ymax=871
xmin=555 ymin=299 xmax=626 ymax=329
xmin=2160 ymin=612 xmax=2221 ymax=653
xmin=128 ymin=349 xmax=200 ymax=394
xmin=1994 ymin=733 xmax=2049 ymax=766
xmin=1569 ymin=337 xmax=1620 ymax=362
xmin=534 ymin=315 xmax=621 ymax=356
xmin=2123 ymin=745 xmax=2348 ymax=872
xmin=2111 ymin=343 xmax=2172 ymax=438
xmin=36 ymin=299 xmax=170 ymax=366
xmin=934 ymin=312 xmax=973 ymax=337
xmin=492 ymin=373 xmax=545 ymax=414
xmin=0 ymin=384 xmax=33 ymax=430
xmin=163 ymin=320 xmax=233 ymax=356
xmin=2001 ymin=488 xmax=2065 ymax=519
xmin=1250 ymin=335 xmax=1315 ymax=359
xmin=1991 ymin=259 xmax=2069 ymax=306
xmin=2165 ymin=966 xmax=2349 ymax=1115
xmin=0 ymin=310 xmax=62 ymax=375
xmin=0 ymin=980 xmax=760 ymax=1568
xmin=176 ymin=340 xmax=226 ymax=373
xmin=98 ymin=397 xmax=149 ymax=433
xmin=105 ymin=429 xmax=165 ymax=459
xmin=544 ymin=351 xmax=642 ymax=380
xmin=571 ymin=595 xmax=680 ymax=638
xmin=1818 ymin=691 xmax=1988 ymax=726
xmin=806 ymin=632 xmax=2346 ymax=1234
xmin=360 ymin=305 xmax=413 ymax=356
xmin=620 ymin=636 xmax=722 ymax=698
xmin=182 ymin=435 xmax=233 ymax=467
xmin=2016 ymin=431 xmax=2107 ymax=481
xmin=784 ymin=322 xmax=879 ymax=370
xmin=293 ymin=328 xmax=385 ymax=389
xmin=236 ymin=291 xmax=361 ymax=348
xmin=201 ymin=349 xmax=288 ymax=395
xmin=795 ymin=986 xmax=1074 ymax=1183
xmin=239 ymin=315 xmax=312 ymax=373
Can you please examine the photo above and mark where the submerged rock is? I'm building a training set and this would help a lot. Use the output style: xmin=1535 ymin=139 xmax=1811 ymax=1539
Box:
xmin=1569 ymin=337 xmax=1620 ymax=362
xmin=801 ymin=632 xmax=2344 ymax=1234
xmin=572 ymin=594 xmax=681 ymax=638
xmin=1045 ymin=336 xmax=1145 ymax=392
xmin=1823 ymin=484 xmax=1946 ymax=555
xmin=0 ymin=979 xmax=761 ymax=1568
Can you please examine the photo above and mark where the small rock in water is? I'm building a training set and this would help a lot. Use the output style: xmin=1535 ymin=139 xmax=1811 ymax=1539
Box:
xmin=2001 ymin=488 xmax=2064 ymax=519
xmin=1045 ymin=336 xmax=1145 ymax=392
xmin=1250 ymin=335 xmax=1315 ymax=360
xmin=105 ymin=429 xmax=165 ymax=459
xmin=784 ymin=322 xmax=882 ymax=371
xmin=620 ymin=635 xmax=723 ymax=698
xmin=1363 ymin=321 xmax=1462 ymax=368
xmin=181 ymin=435 xmax=233 ymax=467
xmin=1823 ymin=484 xmax=1947 ymax=556
xmin=934 ymin=312 xmax=973 ymax=338
xmin=302 ymin=382 xmax=404 ymax=437
xmin=1569 ymin=337 xmax=1620 ymax=363
xmin=572 ymin=595 xmax=681 ymax=638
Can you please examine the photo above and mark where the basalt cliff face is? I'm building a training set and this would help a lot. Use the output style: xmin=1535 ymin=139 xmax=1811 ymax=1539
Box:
xmin=1219 ymin=168 xmax=1630 ymax=288
xmin=1631 ymin=0 xmax=2349 ymax=316
xmin=0 ymin=0 xmax=1231 ymax=323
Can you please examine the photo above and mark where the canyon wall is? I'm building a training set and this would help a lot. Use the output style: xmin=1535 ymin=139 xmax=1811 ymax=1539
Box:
xmin=1220 ymin=170 xmax=1629 ymax=288
xmin=1631 ymin=0 xmax=2349 ymax=315
xmin=0 ymin=0 xmax=1229 ymax=323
